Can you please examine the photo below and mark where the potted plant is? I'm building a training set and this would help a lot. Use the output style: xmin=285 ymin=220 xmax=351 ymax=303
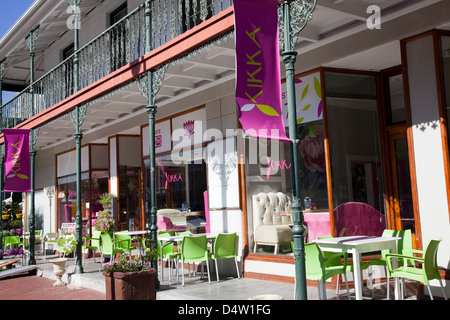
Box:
xmin=102 ymin=244 xmax=158 ymax=300
xmin=94 ymin=210 xmax=115 ymax=237
xmin=98 ymin=193 xmax=117 ymax=210
xmin=51 ymin=235 xmax=77 ymax=287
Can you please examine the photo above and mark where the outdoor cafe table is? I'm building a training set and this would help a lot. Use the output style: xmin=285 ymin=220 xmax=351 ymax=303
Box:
xmin=315 ymin=235 xmax=401 ymax=300
xmin=157 ymin=233 xmax=218 ymax=282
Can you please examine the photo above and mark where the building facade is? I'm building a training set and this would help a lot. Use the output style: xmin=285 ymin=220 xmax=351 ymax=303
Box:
xmin=0 ymin=0 xmax=449 ymax=298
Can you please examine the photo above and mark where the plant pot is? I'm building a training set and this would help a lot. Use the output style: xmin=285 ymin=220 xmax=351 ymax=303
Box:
xmin=51 ymin=257 xmax=69 ymax=287
xmin=16 ymin=214 xmax=23 ymax=219
xmin=103 ymin=269 xmax=157 ymax=300
xmin=2 ymin=215 xmax=9 ymax=220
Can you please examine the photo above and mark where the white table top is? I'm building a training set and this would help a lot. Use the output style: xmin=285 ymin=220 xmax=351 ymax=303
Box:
xmin=115 ymin=230 xmax=148 ymax=236
xmin=158 ymin=233 xmax=218 ymax=242
xmin=316 ymin=235 xmax=401 ymax=246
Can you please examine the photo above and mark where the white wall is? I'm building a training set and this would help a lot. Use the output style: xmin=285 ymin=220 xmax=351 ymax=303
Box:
xmin=406 ymin=35 xmax=450 ymax=271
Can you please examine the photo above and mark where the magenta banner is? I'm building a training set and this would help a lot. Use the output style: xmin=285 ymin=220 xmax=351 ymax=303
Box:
xmin=3 ymin=128 xmax=31 ymax=192
xmin=234 ymin=0 xmax=289 ymax=142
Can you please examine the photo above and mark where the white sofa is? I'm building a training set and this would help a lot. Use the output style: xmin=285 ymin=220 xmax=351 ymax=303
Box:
xmin=252 ymin=192 xmax=292 ymax=254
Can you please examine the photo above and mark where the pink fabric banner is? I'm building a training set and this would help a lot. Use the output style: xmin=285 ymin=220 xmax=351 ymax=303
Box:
xmin=3 ymin=128 xmax=31 ymax=192
xmin=234 ymin=0 xmax=289 ymax=142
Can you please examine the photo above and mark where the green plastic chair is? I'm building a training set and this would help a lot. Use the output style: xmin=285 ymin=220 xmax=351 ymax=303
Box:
xmin=292 ymin=241 xmax=350 ymax=300
xmin=82 ymin=229 xmax=102 ymax=265
xmin=386 ymin=238 xmax=447 ymax=300
xmin=4 ymin=236 xmax=21 ymax=250
xmin=114 ymin=233 xmax=134 ymax=253
xmin=369 ymin=229 xmax=413 ymax=299
xmin=180 ymin=235 xmax=210 ymax=286
xmin=318 ymin=235 xmax=373 ymax=297
xmin=210 ymin=233 xmax=240 ymax=282
xmin=157 ymin=232 xmax=181 ymax=284
xmin=100 ymin=233 xmax=132 ymax=270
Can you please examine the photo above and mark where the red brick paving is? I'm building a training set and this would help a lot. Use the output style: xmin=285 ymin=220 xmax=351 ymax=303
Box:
xmin=0 ymin=272 xmax=105 ymax=300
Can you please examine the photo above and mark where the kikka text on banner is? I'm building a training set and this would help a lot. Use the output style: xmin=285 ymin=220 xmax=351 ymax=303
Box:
xmin=234 ymin=0 xmax=289 ymax=142
xmin=3 ymin=128 xmax=31 ymax=192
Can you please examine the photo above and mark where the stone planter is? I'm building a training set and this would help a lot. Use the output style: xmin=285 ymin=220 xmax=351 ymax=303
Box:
xmin=51 ymin=257 xmax=69 ymax=287
xmin=104 ymin=269 xmax=157 ymax=300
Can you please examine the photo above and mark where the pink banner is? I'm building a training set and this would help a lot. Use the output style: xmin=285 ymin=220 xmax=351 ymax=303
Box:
xmin=234 ymin=0 xmax=289 ymax=142
xmin=3 ymin=128 xmax=31 ymax=192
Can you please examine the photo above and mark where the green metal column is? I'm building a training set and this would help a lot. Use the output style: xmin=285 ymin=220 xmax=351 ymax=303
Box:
xmin=144 ymin=0 xmax=159 ymax=285
xmin=280 ymin=0 xmax=316 ymax=300
xmin=26 ymin=26 xmax=39 ymax=265
xmin=69 ymin=0 xmax=83 ymax=274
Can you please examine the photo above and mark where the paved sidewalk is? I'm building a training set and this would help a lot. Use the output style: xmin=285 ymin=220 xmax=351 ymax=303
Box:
xmin=0 ymin=254 xmax=421 ymax=301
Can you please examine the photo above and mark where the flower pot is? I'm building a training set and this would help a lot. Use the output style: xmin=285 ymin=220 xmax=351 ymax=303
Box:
xmin=16 ymin=214 xmax=23 ymax=219
xmin=2 ymin=214 xmax=9 ymax=220
xmin=103 ymin=269 xmax=157 ymax=300
xmin=51 ymin=257 xmax=69 ymax=287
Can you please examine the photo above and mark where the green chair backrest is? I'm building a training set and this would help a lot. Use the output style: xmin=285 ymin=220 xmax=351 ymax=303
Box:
xmin=4 ymin=236 xmax=21 ymax=247
xmin=158 ymin=232 xmax=175 ymax=256
xmin=380 ymin=229 xmax=413 ymax=259
xmin=304 ymin=242 xmax=325 ymax=280
xmin=316 ymin=235 xmax=341 ymax=267
xmin=91 ymin=229 xmax=102 ymax=248
xmin=213 ymin=233 xmax=237 ymax=259
xmin=35 ymin=230 xmax=43 ymax=237
xmin=100 ymin=234 xmax=113 ymax=255
xmin=114 ymin=233 xmax=132 ymax=250
xmin=423 ymin=238 xmax=442 ymax=281
xmin=182 ymin=235 xmax=207 ymax=262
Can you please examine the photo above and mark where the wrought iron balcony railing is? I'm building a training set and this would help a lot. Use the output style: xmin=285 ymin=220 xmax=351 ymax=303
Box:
xmin=1 ymin=0 xmax=233 ymax=129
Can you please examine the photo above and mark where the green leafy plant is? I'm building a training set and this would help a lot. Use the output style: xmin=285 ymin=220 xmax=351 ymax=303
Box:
xmin=98 ymin=193 xmax=117 ymax=207
xmin=57 ymin=235 xmax=77 ymax=258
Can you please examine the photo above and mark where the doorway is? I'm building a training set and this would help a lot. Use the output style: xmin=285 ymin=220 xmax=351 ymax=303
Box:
xmin=382 ymin=68 xmax=421 ymax=248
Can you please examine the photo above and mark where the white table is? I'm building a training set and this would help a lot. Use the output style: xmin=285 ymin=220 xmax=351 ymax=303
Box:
xmin=315 ymin=235 xmax=401 ymax=300
xmin=157 ymin=233 xmax=218 ymax=281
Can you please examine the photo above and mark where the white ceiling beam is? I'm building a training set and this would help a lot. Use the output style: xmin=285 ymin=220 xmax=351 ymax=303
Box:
xmin=317 ymin=0 xmax=368 ymax=21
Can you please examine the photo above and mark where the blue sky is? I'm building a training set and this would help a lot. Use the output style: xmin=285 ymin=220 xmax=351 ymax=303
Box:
xmin=1 ymin=1 xmax=36 ymax=103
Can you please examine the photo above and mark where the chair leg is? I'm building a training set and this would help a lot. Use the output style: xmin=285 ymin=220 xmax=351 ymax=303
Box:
xmin=439 ymin=279 xmax=448 ymax=300
xmin=317 ymin=280 xmax=321 ymax=300
xmin=235 ymin=258 xmax=240 ymax=279
xmin=335 ymin=274 xmax=340 ymax=295
xmin=426 ymin=285 xmax=434 ymax=300
xmin=343 ymin=274 xmax=350 ymax=300
xmin=206 ymin=260 xmax=211 ymax=284
xmin=215 ymin=260 xmax=219 ymax=282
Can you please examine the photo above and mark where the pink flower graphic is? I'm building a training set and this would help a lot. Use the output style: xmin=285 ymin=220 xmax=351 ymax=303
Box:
xmin=183 ymin=120 xmax=195 ymax=138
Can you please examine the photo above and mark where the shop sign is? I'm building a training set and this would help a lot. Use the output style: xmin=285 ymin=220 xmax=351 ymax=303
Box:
xmin=3 ymin=128 xmax=31 ymax=192
xmin=281 ymin=71 xmax=323 ymax=126
xmin=234 ymin=0 xmax=289 ymax=142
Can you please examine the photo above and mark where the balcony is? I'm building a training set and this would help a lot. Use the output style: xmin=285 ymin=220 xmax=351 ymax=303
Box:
xmin=1 ymin=0 xmax=234 ymax=139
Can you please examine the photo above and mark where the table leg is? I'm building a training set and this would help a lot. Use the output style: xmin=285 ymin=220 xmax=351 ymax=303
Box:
xmin=351 ymin=248 xmax=363 ymax=300
xmin=388 ymin=241 xmax=401 ymax=300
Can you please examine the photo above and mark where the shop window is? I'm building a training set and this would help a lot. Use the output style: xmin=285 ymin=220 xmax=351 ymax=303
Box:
xmin=440 ymin=35 xmax=450 ymax=148
xmin=56 ymin=172 xmax=89 ymax=232
xmin=144 ymin=146 xmax=207 ymax=232
xmin=384 ymin=69 xmax=406 ymax=125
xmin=325 ymin=71 xmax=386 ymax=221
xmin=119 ymin=165 xmax=141 ymax=231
